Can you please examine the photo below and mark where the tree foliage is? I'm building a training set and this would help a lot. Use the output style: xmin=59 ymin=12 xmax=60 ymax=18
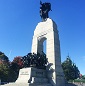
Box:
xmin=82 ymin=75 xmax=85 ymax=79
xmin=62 ymin=56 xmax=80 ymax=81
xmin=11 ymin=56 xmax=23 ymax=69
xmin=0 ymin=51 xmax=10 ymax=82
xmin=0 ymin=51 xmax=19 ymax=82
xmin=9 ymin=56 xmax=23 ymax=81
xmin=0 ymin=51 xmax=9 ymax=64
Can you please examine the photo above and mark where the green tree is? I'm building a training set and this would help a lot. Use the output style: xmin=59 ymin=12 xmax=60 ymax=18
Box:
xmin=12 ymin=56 xmax=23 ymax=69
xmin=62 ymin=55 xmax=80 ymax=81
xmin=0 ymin=51 xmax=24 ymax=82
xmin=0 ymin=62 xmax=10 ymax=82
xmin=72 ymin=63 xmax=80 ymax=79
xmin=9 ymin=56 xmax=23 ymax=81
xmin=82 ymin=75 xmax=85 ymax=79
xmin=0 ymin=51 xmax=9 ymax=63
xmin=0 ymin=51 xmax=10 ymax=82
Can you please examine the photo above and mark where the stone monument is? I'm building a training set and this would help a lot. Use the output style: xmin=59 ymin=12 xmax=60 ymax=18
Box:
xmin=31 ymin=1 xmax=65 ymax=86
xmin=1 ymin=1 xmax=65 ymax=86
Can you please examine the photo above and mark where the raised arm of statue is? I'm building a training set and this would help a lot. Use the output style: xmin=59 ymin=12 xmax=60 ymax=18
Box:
xmin=40 ymin=0 xmax=42 ymax=5
xmin=40 ymin=1 xmax=51 ymax=21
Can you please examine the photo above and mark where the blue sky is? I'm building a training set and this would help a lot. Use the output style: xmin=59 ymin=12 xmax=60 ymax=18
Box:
xmin=0 ymin=0 xmax=85 ymax=75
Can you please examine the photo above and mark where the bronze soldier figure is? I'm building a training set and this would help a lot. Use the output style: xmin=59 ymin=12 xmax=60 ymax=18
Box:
xmin=40 ymin=1 xmax=52 ymax=21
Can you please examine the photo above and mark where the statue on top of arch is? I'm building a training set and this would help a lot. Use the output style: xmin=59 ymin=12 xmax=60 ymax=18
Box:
xmin=40 ymin=1 xmax=52 ymax=21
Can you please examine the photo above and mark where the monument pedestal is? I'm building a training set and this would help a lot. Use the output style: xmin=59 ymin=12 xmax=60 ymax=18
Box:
xmin=1 ymin=68 xmax=52 ymax=86
xmin=16 ymin=67 xmax=50 ymax=84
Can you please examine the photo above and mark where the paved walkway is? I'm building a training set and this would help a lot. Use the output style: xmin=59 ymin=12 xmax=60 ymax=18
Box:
xmin=74 ymin=82 xmax=85 ymax=86
xmin=67 ymin=83 xmax=85 ymax=86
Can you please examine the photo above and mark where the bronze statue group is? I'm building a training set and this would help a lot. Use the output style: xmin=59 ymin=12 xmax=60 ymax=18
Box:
xmin=22 ymin=52 xmax=48 ymax=69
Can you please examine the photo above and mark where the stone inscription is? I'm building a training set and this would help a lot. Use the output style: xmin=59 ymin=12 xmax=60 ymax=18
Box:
xmin=20 ymin=71 xmax=29 ymax=75
xmin=36 ymin=72 xmax=43 ymax=75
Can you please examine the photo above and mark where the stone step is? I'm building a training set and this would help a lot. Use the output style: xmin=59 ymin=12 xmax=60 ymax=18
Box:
xmin=1 ymin=83 xmax=52 ymax=86
xmin=1 ymin=83 xmax=28 ymax=86
xmin=28 ymin=83 xmax=52 ymax=86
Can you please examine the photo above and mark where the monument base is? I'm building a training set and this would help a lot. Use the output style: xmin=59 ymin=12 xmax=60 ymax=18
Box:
xmin=1 ymin=67 xmax=52 ymax=86
xmin=31 ymin=18 xmax=66 ymax=86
